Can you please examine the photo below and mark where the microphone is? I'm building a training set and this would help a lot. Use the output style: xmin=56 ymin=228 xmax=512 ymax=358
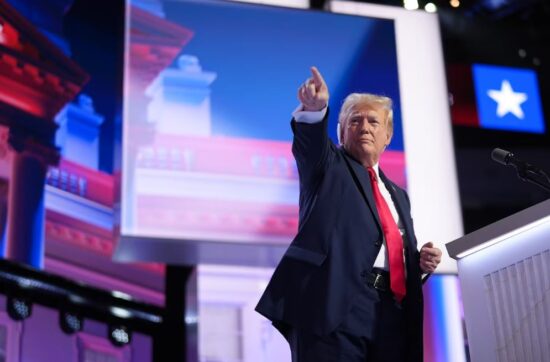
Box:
xmin=491 ymin=148 xmax=528 ymax=168
xmin=491 ymin=148 xmax=550 ymax=192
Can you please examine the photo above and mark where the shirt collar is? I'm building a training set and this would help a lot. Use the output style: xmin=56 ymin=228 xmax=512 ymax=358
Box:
xmin=370 ymin=163 xmax=380 ymax=181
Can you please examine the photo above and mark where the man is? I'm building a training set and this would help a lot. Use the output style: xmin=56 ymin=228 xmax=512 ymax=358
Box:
xmin=256 ymin=67 xmax=442 ymax=361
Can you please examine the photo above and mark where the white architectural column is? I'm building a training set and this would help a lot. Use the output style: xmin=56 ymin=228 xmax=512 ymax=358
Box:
xmin=146 ymin=55 xmax=217 ymax=136
xmin=55 ymin=94 xmax=105 ymax=170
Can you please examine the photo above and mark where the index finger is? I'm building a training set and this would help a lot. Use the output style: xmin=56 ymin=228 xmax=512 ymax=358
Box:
xmin=310 ymin=66 xmax=326 ymax=87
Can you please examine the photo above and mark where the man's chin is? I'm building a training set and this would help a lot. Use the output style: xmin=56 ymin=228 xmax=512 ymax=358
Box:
xmin=359 ymin=146 xmax=375 ymax=155
xmin=349 ymin=148 xmax=374 ymax=163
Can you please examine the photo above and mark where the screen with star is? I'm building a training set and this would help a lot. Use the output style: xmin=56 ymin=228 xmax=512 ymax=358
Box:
xmin=449 ymin=63 xmax=545 ymax=134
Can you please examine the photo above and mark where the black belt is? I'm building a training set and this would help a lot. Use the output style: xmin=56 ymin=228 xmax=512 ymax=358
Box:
xmin=365 ymin=268 xmax=391 ymax=293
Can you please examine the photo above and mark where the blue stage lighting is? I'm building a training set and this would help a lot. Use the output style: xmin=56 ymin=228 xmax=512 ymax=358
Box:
xmin=108 ymin=325 xmax=131 ymax=347
xmin=7 ymin=297 xmax=32 ymax=321
xmin=60 ymin=311 xmax=84 ymax=334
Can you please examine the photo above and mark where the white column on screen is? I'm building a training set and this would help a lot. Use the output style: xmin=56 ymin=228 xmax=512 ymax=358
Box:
xmin=146 ymin=55 xmax=217 ymax=137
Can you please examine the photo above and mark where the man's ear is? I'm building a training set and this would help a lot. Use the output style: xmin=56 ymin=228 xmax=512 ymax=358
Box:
xmin=385 ymin=128 xmax=393 ymax=147
xmin=337 ymin=122 xmax=343 ymax=145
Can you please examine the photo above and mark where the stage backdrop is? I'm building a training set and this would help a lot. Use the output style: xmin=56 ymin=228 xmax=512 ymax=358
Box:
xmin=115 ymin=0 xmax=462 ymax=273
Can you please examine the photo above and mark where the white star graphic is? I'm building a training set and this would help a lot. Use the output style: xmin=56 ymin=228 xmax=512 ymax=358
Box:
xmin=487 ymin=80 xmax=528 ymax=119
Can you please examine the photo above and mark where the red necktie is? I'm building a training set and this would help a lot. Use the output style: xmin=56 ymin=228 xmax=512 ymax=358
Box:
xmin=367 ymin=167 xmax=406 ymax=302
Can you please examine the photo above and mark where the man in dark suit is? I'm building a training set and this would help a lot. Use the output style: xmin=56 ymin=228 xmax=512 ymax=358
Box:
xmin=256 ymin=67 xmax=442 ymax=361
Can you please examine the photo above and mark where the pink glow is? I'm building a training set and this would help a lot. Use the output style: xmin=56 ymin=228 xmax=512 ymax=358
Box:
xmin=133 ymin=136 xmax=406 ymax=241
xmin=380 ymin=150 xmax=406 ymax=188
xmin=136 ymin=196 xmax=299 ymax=239
xmin=137 ymin=134 xmax=296 ymax=179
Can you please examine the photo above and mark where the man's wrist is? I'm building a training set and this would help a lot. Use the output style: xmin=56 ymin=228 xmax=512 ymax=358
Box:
xmin=303 ymin=103 xmax=327 ymax=112
xmin=292 ymin=104 xmax=328 ymax=124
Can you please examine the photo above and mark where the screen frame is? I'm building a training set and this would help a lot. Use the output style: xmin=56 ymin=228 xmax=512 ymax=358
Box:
xmin=116 ymin=0 xmax=463 ymax=273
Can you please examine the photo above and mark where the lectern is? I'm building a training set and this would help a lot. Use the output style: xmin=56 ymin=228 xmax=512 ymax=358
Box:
xmin=446 ymin=199 xmax=550 ymax=362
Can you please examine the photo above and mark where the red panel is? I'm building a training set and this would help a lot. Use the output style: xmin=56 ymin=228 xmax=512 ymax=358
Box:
xmin=137 ymin=134 xmax=296 ymax=179
xmin=48 ymin=159 xmax=115 ymax=206
xmin=447 ymin=64 xmax=479 ymax=127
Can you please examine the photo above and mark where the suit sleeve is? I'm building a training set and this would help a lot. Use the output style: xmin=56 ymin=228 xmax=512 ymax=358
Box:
xmin=290 ymin=109 xmax=334 ymax=186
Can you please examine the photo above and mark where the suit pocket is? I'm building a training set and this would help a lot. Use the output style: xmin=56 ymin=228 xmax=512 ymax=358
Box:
xmin=284 ymin=245 xmax=327 ymax=266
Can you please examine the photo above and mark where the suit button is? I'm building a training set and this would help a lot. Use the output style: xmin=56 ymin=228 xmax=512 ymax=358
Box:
xmin=375 ymin=240 xmax=382 ymax=247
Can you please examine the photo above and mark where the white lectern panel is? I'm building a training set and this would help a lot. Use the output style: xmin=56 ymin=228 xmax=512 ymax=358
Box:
xmin=457 ymin=217 xmax=550 ymax=361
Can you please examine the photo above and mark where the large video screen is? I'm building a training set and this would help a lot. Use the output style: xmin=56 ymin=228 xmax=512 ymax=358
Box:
xmin=117 ymin=0 xmax=462 ymax=272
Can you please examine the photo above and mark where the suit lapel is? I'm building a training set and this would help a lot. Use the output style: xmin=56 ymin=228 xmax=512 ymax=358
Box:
xmin=341 ymin=150 xmax=382 ymax=232
xmin=379 ymin=169 xmax=415 ymax=243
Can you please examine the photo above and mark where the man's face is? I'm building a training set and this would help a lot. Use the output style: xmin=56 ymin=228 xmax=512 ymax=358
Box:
xmin=342 ymin=103 xmax=392 ymax=167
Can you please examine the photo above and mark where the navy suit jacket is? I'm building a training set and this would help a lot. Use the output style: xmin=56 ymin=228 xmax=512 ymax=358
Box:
xmin=256 ymin=112 xmax=424 ymax=360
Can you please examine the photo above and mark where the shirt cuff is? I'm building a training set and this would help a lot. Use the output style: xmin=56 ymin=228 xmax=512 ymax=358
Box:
xmin=292 ymin=104 xmax=327 ymax=124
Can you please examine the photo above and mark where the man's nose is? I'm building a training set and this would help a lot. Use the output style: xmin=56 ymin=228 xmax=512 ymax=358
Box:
xmin=359 ymin=119 xmax=371 ymax=132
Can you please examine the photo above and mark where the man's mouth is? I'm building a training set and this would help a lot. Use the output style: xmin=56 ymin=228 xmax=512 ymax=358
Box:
xmin=359 ymin=138 xmax=373 ymax=143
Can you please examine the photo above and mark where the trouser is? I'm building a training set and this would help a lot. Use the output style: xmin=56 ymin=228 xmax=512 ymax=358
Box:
xmin=284 ymin=283 xmax=407 ymax=362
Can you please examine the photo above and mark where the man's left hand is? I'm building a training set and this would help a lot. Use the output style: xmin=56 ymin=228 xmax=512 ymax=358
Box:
xmin=419 ymin=242 xmax=442 ymax=273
